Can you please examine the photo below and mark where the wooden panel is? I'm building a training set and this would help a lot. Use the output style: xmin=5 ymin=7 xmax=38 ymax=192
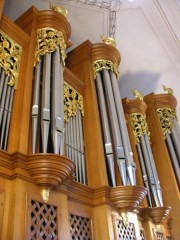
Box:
xmin=144 ymin=93 xmax=180 ymax=240
xmin=66 ymin=41 xmax=108 ymax=188
xmin=0 ymin=0 xmax=5 ymax=20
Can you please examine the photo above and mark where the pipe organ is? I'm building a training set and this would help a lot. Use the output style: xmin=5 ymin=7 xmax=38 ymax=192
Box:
xmin=0 ymin=3 xmax=179 ymax=240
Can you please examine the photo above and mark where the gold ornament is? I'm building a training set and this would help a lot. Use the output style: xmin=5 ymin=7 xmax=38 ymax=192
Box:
xmin=34 ymin=28 xmax=66 ymax=66
xmin=0 ymin=30 xmax=22 ymax=89
xmin=129 ymin=113 xmax=149 ymax=144
xmin=156 ymin=108 xmax=176 ymax=136
xmin=93 ymin=59 xmax=119 ymax=79
xmin=64 ymin=81 xmax=84 ymax=121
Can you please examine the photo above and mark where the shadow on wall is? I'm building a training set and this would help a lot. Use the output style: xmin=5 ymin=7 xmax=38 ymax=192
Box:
xmin=118 ymin=70 xmax=161 ymax=99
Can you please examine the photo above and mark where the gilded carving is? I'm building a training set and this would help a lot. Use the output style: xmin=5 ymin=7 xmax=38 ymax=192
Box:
xmin=49 ymin=3 xmax=68 ymax=18
xmin=64 ymin=82 xmax=84 ymax=121
xmin=34 ymin=28 xmax=66 ymax=66
xmin=0 ymin=30 xmax=22 ymax=89
xmin=101 ymin=36 xmax=116 ymax=47
xmin=132 ymin=89 xmax=144 ymax=100
xmin=156 ymin=108 xmax=176 ymax=136
xmin=93 ymin=59 xmax=119 ymax=79
xmin=129 ymin=113 xmax=149 ymax=144
xmin=162 ymin=85 xmax=173 ymax=95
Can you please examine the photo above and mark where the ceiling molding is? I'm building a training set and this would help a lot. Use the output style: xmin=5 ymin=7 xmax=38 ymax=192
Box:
xmin=155 ymin=0 xmax=180 ymax=47
xmin=64 ymin=0 xmax=121 ymax=37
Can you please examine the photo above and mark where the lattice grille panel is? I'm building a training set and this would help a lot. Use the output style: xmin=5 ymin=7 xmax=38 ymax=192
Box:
xmin=30 ymin=200 xmax=57 ymax=240
xmin=140 ymin=229 xmax=146 ymax=240
xmin=166 ymin=237 xmax=172 ymax=240
xmin=69 ymin=214 xmax=92 ymax=240
xmin=156 ymin=231 xmax=164 ymax=240
xmin=116 ymin=219 xmax=136 ymax=240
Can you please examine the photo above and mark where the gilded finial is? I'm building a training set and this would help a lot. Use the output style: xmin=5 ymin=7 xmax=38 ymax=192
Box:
xmin=132 ymin=89 xmax=144 ymax=100
xmin=162 ymin=85 xmax=173 ymax=95
xmin=49 ymin=3 xmax=68 ymax=18
xmin=101 ymin=36 xmax=116 ymax=47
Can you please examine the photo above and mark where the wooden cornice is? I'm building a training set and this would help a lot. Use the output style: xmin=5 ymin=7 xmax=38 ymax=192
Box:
xmin=0 ymin=15 xmax=30 ymax=48
xmin=144 ymin=93 xmax=177 ymax=110
xmin=92 ymin=43 xmax=121 ymax=67
xmin=64 ymin=67 xmax=85 ymax=95
xmin=122 ymin=98 xmax=147 ymax=115
xmin=15 ymin=6 xmax=72 ymax=48
xmin=66 ymin=40 xmax=93 ymax=68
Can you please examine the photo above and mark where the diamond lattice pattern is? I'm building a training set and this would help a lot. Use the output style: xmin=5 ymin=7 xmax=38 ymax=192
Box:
xmin=156 ymin=231 xmax=164 ymax=240
xmin=30 ymin=200 xmax=57 ymax=240
xmin=140 ymin=229 xmax=146 ymax=240
xmin=116 ymin=219 xmax=136 ymax=240
xmin=69 ymin=214 xmax=92 ymax=240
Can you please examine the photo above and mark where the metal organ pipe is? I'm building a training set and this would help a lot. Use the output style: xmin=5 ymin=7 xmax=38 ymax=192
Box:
xmin=166 ymin=133 xmax=180 ymax=188
xmin=32 ymin=61 xmax=42 ymax=153
xmin=94 ymin=62 xmax=136 ymax=186
xmin=51 ymin=47 xmax=65 ymax=155
xmin=110 ymin=70 xmax=136 ymax=185
xmin=136 ymin=143 xmax=152 ymax=206
xmin=102 ymin=69 xmax=127 ymax=186
xmin=95 ymin=71 xmax=116 ymax=186
xmin=41 ymin=52 xmax=51 ymax=153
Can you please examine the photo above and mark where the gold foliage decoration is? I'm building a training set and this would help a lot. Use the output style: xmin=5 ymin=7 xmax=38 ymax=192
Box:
xmin=64 ymin=82 xmax=84 ymax=121
xmin=156 ymin=108 xmax=176 ymax=136
xmin=129 ymin=113 xmax=149 ymax=144
xmin=92 ymin=60 xmax=119 ymax=79
xmin=0 ymin=30 xmax=22 ymax=89
xmin=34 ymin=28 xmax=66 ymax=66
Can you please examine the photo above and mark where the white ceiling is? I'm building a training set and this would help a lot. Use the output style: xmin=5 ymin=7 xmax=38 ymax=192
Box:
xmin=3 ymin=0 xmax=180 ymax=120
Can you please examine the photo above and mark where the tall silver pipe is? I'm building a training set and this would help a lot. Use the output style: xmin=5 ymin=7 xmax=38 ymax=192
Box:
xmin=174 ymin=119 xmax=180 ymax=141
xmin=32 ymin=61 xmax=41 ymax=153
xmin=0 ymin=75 xmax=9 ymax=124
xmin=0 ymin=85 xmax=11 ymax=148
xmin=95 ymin=72 xmax=116 ymax=186
xmin=41 ymin=53 xmax=51 ymax=153
xmin=102 ymin=69 xmax=127 ymax=185
xmin=144 ymin=133 xmax=163 ymax=206
xmin=140 ymin=134 xmax=163 ymax=207
xmin=70 ymin=117 xmax=75 ymax=164
xmin=75 ymin=110 xmax=83 ymax=183
xmin=4 ymin=87 xmax=14 ymax=150
xmin=110 ymin=70 xmax=136 ymax=185
xmin=65 ymin=121 xmax=70 ymax=157
xmin=77 ymin=109 xmax=86 ymax=184
xmin=51 ymin=47 xmax=65 ymax=154
xmin=0 ymin=70 xmax=5 ymax=101
xmin=171 ymin=124 xmax=180 ymax=164
xmin=166 ymin=134 xmax=180 ymax=187
xmin=136 ymin=143 xmax=152 ymax=206
xmin=72 ymin=115 xmax=79 ymax=181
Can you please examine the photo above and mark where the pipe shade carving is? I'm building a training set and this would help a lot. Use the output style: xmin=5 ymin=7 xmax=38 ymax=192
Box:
xmin=27 ymin=154 xmax=75 ymax=189
xmin=110 ymin=186 xmax=148 ymax=213
xmin=139 ymin=206 xmax=172 ymax=225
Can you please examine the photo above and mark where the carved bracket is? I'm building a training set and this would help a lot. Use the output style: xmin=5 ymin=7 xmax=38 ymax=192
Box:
xmin=110 ymin=186 xmax=148 ymax=214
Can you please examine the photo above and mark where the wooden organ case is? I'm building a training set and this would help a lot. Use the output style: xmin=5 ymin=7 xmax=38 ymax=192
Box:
xmin=0 ymin=3 xmax=179 ymax=240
